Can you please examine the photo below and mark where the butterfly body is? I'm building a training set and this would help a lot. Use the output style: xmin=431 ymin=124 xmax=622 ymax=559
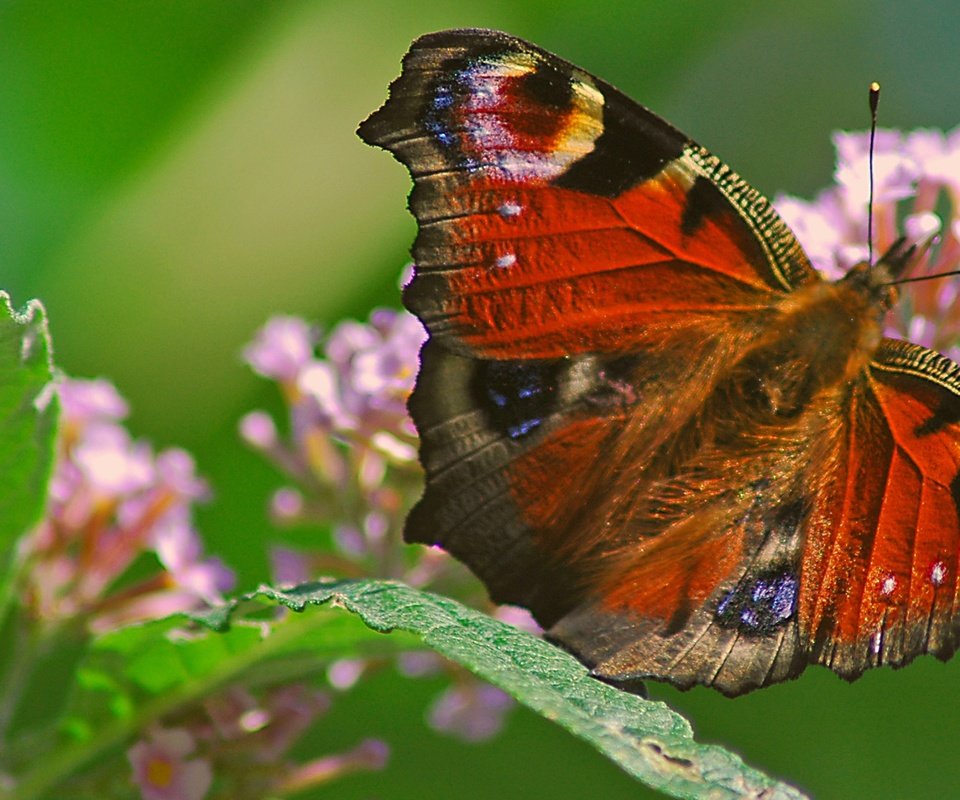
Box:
xmin=359 ymin=29 xmax=960 ymax=695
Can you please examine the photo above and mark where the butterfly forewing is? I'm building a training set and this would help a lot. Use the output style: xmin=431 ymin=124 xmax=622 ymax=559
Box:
xmin=360 ymin=28 xmax=960 ymax=695
xmin=359 ymin=29 xmax=817 ymax=361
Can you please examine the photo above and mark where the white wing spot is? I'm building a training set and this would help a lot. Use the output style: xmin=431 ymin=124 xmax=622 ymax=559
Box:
xmin=498 ymin=201 xmax=522 ymax=218
xmin=494 ymin=253 xmax=517 ymax=269
xmin=880 ymin=574 xmax=897 ymax=596
xmin=931 ymin=560 xmax=947 ymax=587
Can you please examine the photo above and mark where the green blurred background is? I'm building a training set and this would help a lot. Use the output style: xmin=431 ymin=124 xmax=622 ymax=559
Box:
xmin=4 ymin=1 xmax=959 ymax=797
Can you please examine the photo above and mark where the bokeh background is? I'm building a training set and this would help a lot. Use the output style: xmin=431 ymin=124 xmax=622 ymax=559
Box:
xmin=4 ymin=1 xmax=960 ymax=797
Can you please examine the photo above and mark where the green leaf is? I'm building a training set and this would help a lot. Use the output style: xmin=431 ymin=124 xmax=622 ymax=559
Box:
xmin=0 ymin=293 xmax=56 ymax=608
xmin=213 ymin=581 xmax=807 ymax=800
xmin=17 ymin=580 xmax=807 ymax=800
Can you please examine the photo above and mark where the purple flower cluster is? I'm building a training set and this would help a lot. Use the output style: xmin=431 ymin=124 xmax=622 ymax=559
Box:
xmin=241 ymin=300 xmax=525 ymax=741
xmin=28 ymin=381 xmax=389 ymax=799
xmin=127 ymin=684 xmax=387 ymax=799
xmin=240 ymin=307 xmax=429 ymax=577
xmin=22 ymin=379 xmax=234 ymax=633
xmin=775 ymin=126 xmax=960 ymax=359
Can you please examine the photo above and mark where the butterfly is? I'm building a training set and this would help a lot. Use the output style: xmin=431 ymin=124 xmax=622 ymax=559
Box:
xmin=358 ymin=28 xmax=960 ymax=696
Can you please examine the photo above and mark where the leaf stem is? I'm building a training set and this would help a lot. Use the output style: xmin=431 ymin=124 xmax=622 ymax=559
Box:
xmin=0 ymin=545 xmax=28 ymax=658
xmin=0 ymin=610 xmax=41 ymax=757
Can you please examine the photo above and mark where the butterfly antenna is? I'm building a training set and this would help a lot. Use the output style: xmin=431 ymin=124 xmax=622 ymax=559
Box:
xmin=887 ymin=268 xmax=960 ymax=286
xmin=867 ymin=81 xmax=880 ymax=266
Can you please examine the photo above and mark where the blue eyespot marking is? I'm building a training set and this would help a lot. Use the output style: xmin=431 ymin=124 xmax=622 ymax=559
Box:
xmin=716 ymin=570 xmax=798 ymax=634
xmin=473 ymin=360 xmax=560 ymax=440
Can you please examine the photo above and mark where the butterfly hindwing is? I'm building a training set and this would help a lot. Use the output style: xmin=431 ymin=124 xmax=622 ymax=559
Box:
xmin=799 ymin=338 xmax=960 ymax=677
xmin=405 ymin=339 xmax=645 ymax=623
xmin=550 ymin=480 xmax=810 ymax=695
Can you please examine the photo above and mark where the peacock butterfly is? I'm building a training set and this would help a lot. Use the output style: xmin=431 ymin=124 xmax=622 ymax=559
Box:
xmin=358 ymin=28 xmax=960 ymax=696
